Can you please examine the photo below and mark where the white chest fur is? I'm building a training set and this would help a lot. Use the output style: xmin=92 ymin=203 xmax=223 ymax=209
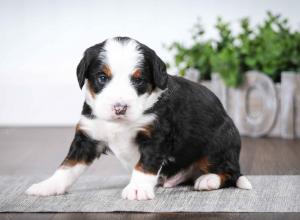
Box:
xmin=79 ymin=114 xmax=156 ymax=171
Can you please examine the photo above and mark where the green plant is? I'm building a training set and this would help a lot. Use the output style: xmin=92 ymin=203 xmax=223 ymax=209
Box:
xmin=167 ymin=12 xmax=300 ymax=87
xmin=167 ymin=20 xmax=214 ymax=80
xmin=211 ymin=17 xmax=242 ymax=86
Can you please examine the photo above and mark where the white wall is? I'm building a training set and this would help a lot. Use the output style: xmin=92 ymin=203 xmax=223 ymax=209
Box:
xmin=0 ymin=0 xmax=299 ymax=126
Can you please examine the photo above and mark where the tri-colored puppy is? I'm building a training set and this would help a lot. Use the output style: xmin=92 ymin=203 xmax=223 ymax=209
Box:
xmin=26 ymin=37 xmax=252 ymax=200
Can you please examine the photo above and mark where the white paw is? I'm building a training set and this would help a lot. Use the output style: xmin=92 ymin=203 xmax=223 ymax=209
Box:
xmin=194 ymin=173 xmax=221 ymax=191
xmin=122 ymin=183 xmax=155 ymax=200
xmin=236 ymin=176 xmax=252 ymax=190
xmin=26 ymin=179 xmax=67 ymax=196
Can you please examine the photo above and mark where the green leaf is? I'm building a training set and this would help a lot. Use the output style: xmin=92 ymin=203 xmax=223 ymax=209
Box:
xmin=166 ymin=12 xmax=300 ymax=87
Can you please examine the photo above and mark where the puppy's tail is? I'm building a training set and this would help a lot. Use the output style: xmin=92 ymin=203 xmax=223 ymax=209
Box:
xmin=236 ymin=175 xmax=252 ymax=190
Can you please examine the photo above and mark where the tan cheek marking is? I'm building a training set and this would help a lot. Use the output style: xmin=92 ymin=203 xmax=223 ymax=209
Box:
xmin=139 ymin=124 xmax=154 ymax=138
xmin=87 ymin=80 xmax=96 ymax=99
xmin=102 ymin=64 xmax=112 ymax=78
xmin=146 ymin=83 xmax=154 ymax=94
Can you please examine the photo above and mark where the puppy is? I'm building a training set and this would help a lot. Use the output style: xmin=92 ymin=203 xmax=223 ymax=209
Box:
xmin=26 ymin=37 xmax=252 ymax=200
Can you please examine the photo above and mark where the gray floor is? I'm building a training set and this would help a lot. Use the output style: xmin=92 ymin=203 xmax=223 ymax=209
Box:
xmin=0 ymin=127 xmax=300 ymax=219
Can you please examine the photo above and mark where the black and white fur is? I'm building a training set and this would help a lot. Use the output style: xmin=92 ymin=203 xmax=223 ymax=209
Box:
xmin=26 ymin=37 xmax=252 ymax=200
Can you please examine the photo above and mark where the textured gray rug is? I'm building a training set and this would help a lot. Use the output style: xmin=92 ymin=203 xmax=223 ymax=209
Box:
xmin=0 ymin=175 xmax=299 ymax=212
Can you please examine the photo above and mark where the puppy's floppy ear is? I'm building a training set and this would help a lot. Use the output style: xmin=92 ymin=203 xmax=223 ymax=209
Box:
xmin=139 ymin=43 xmax=168 ymax=90
xmin=76 ymin=54 xmax=88 ymax=89
xmin=152 ymin=54 xmax=168 ymax=90
xmin=76 ymin=42 xmax=105 ymax=89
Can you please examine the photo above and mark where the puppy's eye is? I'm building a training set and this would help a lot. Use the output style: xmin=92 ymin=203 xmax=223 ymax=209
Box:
xmin=99 ymin=73 xmax=108 ymax=83
xmin=132 ymin=77 xmax=144 ymax=86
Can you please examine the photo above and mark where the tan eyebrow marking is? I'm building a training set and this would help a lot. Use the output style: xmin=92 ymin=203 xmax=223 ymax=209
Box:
xmin=132 ymin=68 xmax=142 ymax=79
xmin=102 ymin=64 xmax=112 ymax=77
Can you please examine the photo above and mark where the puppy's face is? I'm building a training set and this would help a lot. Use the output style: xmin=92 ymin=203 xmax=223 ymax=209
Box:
xmin=77 ymin=37 xmax=168 ymax=122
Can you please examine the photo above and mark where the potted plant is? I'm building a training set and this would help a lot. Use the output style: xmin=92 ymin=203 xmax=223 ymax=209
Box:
xmin=167 ymin=12 xmax=300 ymax=139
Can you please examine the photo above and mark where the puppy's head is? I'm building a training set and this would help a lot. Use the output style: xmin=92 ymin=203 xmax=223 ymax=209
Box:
xmin=77 ymin=37 xmax=168 ymax=121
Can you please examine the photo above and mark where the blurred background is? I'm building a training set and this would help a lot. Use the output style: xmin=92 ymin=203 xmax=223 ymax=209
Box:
xmin=1 ymin=0 xmax=299 ymax=127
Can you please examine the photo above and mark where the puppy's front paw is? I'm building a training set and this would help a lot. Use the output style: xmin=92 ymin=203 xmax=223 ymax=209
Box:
xmin=122 ymin=183 xmax=155 ymax=200
xmin=26 ymin=179 xmax=67 ymax=196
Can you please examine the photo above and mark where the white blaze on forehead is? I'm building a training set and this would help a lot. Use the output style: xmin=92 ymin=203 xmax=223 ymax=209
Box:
xmin=101 ymin=39 xmax=143 ymax=76
xmin=86 ymin=37 xmax=165 ymax=123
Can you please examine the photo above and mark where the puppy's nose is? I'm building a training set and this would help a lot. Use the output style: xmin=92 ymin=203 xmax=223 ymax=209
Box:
xmin=113 ymin=103 xmax=128 ymax=115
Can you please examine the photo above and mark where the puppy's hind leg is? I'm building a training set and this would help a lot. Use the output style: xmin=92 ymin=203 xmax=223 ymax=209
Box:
xmin=193 ymin=154 xmax=252 ymax=191
xmin=26 ymin=127 xmax=103 ymax=196
xmin=194 ymin=173 xmax=222 ymax=191
xmin=163 ymin=163 xmax=198 ymax=188
xmin=194 ymin=173 xmax=252 ymax=191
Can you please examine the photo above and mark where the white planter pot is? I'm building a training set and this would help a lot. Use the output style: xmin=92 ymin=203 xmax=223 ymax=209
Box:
xmin=184 ymin=71 xmax=300 ymax=139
